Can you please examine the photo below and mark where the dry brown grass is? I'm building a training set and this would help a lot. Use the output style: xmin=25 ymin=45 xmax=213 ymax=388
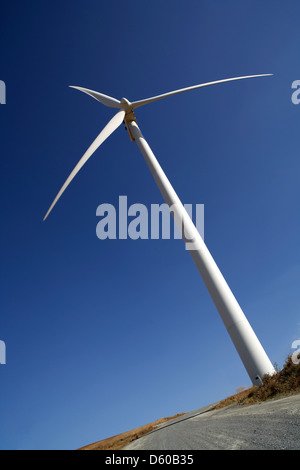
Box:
xmin=213 ymin=354 xmax=300 ymax=410
xmin=78 ymin=413 xmax=185 ymax=450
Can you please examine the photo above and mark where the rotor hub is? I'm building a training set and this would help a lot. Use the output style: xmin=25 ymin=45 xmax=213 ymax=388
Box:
xmin=121 ymin=98 xmax=137 ymax=142
xmin=121 ymin=97 xmax=132 ymax=111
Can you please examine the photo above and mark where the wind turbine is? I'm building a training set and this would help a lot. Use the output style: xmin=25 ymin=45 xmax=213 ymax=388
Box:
xmin=44 ymin=74 xmax=276 ymax=385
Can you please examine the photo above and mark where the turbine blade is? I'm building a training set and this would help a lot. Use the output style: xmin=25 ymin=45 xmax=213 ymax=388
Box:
xmin=43 ymin=109 xmax=125 ymax=221
xmin=70 ymin=86 xmax=121 ymax=109
xmin=131 ymin=74 xmax=273 ymax=109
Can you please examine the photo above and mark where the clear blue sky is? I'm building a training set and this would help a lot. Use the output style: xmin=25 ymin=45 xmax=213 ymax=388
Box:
xmin=1 ymin=0 xmax=300 ymax=450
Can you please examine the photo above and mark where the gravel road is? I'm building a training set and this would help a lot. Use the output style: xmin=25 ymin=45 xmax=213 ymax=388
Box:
xmin=123 ymin=394 xmax=300 ymax=450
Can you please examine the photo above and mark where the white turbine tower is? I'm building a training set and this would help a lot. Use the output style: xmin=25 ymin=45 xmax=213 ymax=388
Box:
xmin=44 ymin=74 xmax=276 ymax=385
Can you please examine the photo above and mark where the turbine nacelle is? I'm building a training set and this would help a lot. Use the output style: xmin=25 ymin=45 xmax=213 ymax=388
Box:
xmin=120 ymin=97 xmax=137 ymax=141
xmin=121 ymin=98 xmax=137 ymax=142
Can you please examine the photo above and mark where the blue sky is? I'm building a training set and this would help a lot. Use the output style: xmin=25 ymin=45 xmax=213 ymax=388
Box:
xmin=1 ymin=0 xmax=300 ymax=450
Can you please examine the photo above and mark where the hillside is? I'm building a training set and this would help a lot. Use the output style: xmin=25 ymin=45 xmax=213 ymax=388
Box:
xmin=78 ymin=413 xmax=185 ymax=450
xmin=212 ymin=354 xmax=300 ymax=409
xmin=79 ymin=354 xmax=300 ymax=450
